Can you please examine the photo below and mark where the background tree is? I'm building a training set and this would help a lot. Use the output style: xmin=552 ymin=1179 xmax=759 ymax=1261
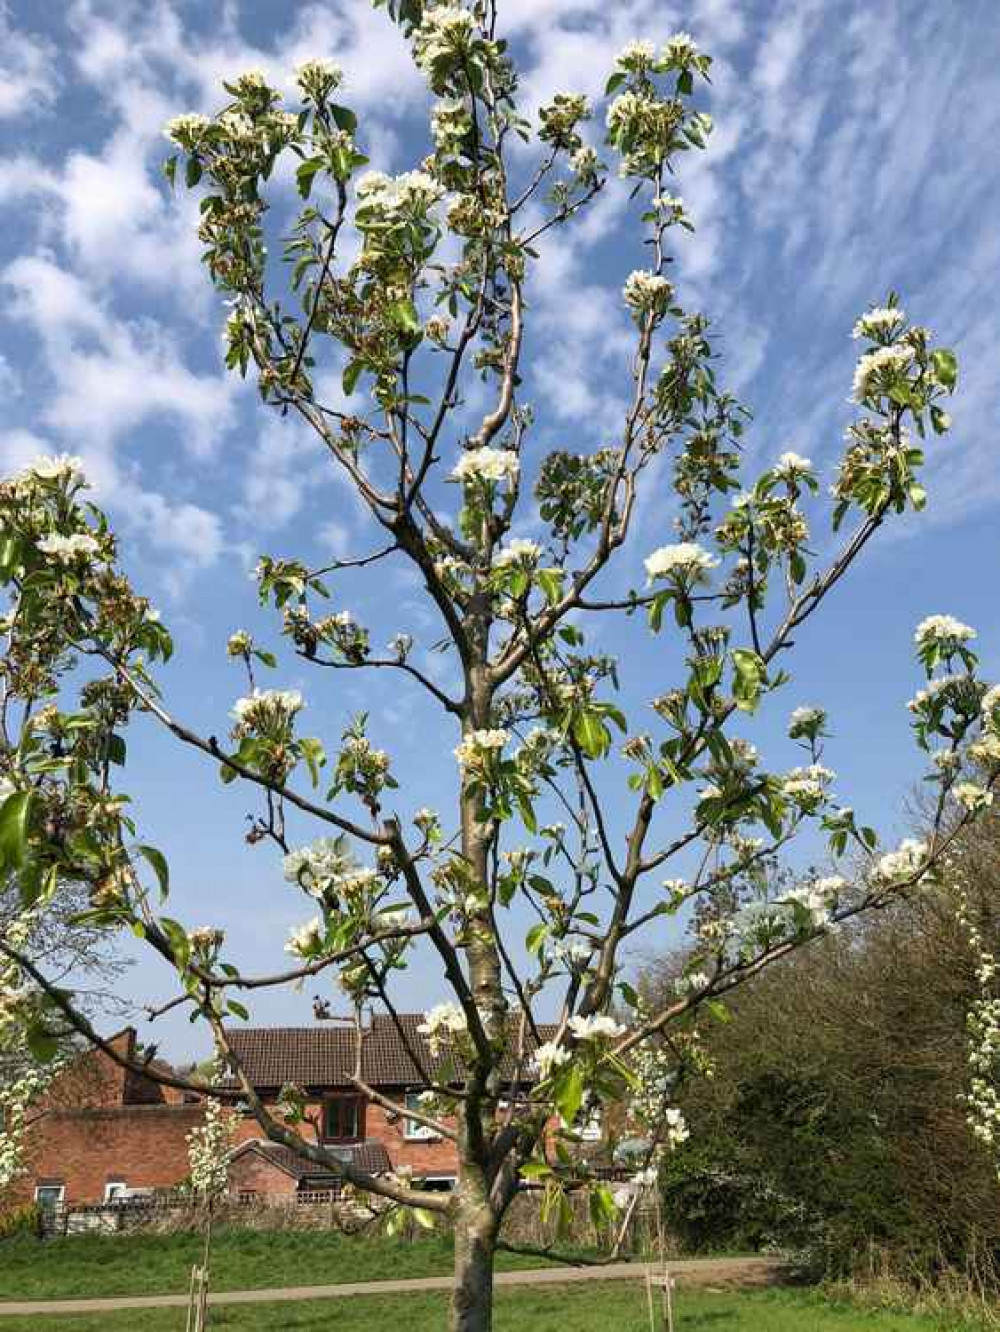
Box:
xmin=0 ymin=3 xmax=991 ymax=1328
xmin=643 ymin=817 xmax=1000 ymax=1283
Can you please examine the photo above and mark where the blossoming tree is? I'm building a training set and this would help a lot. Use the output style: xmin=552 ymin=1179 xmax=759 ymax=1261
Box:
xmin=0 ymin=3 xmax=996 ymax=1327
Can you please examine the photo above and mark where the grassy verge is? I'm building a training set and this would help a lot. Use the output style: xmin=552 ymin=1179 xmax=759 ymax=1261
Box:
xmin=0 ymin=1230 xmax=565 ymax=1301
xmin=0 ymin=1283 xmax=977 ymax=1331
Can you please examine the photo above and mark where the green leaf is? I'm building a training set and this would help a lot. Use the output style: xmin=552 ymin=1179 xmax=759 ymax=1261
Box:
xmin=107 ymin=733 xmax=127 ymax=766
xmin=525 ymin=922 xmax=549 ymax=956
xmin=342 ymin=359 xmax=363 ymax=396
xmin=536 ymin=568 xmax=563 ymax=605
xmin=228 ymin=1000 xmax=250 ymax=1021
xmin=331 ymin=104 xmax=358 ymax=134
xmin=930 ymin=404 xmax=952 ymax=434
xmin=387 ymin=298 xmax=422 ymax=337
xmin=573 ymin=710 xmax=609 ymax=759
xmin=135 ymin=844 xmax=170 ymax=900
xmin=296 ymin=157 xmax=325 ymax=199
xmin=298 ymin=737 xmax=326 ymax=788
xmin=519 ymin=1160 xmax=553 ymax=1180
xmin=27 ymin=1025 xmax=60 ymax=1063
xmin=931 ymin=348 xmax=958 ymax=391
xmin=555 ymin=1063 xmax=584 ymax=1125
xmin=159 ymin=916 xmax=191 ymax=971
xmin=0 ymin=791 xmax=33 ymax=872
xmin=731 ymin=648 xmax=766 ymax=714
xmin=184 ymin=155 xmax=202 ymax=188
xmin=413 ymin=1207 xmax=436 ymax=1230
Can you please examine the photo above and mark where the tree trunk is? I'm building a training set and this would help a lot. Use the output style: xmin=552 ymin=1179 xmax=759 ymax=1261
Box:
xmin=451 ymin=1197 xmax=498 ymax=1332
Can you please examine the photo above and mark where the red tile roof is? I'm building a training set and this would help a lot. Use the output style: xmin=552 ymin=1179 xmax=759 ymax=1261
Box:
xmin=225 ymin=1012 xmax=554 ymax=1091
xmin=231 ymin=1137 xmax=392 ymax=1180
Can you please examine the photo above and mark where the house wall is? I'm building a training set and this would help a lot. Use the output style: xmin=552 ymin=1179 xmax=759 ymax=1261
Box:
xmin=226 ymin=1150 xmax=298 ymax=1198
xmin=232 ymin=1095 xmax=460 ymax=1180
xmin=15 ymin=1104 xmax=207 ymax=1206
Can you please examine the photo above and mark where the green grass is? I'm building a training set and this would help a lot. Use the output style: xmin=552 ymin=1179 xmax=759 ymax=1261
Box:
xmin=0 ymin=1283 xmax=979 ymax=1331
xmin=0 ymin=1229 xmax=559 ymax=1300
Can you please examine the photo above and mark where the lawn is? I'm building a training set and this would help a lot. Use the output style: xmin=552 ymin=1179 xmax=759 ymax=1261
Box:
xmin=0 ymin=1283 xmax=979 ymax=1331
xmin=0 ymin=1229 xmax=560 ymax=1300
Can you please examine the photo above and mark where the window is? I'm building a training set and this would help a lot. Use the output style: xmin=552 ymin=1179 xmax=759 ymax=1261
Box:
xmin=323 ymin=1095 xmax=363 ymax=1142
xmin=404 ymin=1091 xmax=440 ymax=1141
xmin=34 ymin=1184 xmax=65 ymax=1211
xmin=104 ymin=1180 xmax=128 ymax=1202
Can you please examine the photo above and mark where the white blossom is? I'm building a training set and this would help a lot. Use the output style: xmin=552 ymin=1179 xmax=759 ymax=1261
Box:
xmin=295 ymin=58 xmax=342 ymax=95
xmin=36 ymin=532 xmax=100 ymax=562
xmin=494 ymin=538 xmax=541 ymax=567
xmin=851 ymin=344 xmax=915 ymax=402
xmin=663 ymin=1105 xmax=689 ymax=1148
xmin=663 ymin=32 xmax=699 ymax=62
xmin=418 ymin=1001 xmax=468 ymax=1053
xmin=914 ymin=615 xmax=976 ymax=648
xmin=451 ymin=448 xmax=520 ymax=485
xmin=616 ymin=39 xmax=656 ymax=71
xmin=164 ymin=113 xmax=212 ymax=145
xmin=285 ymin=916 xmax=324 ymax=957
xmin=186 ymin=1093 xmax=236 ymax=1198
xmin=413 ymin=4 xmax=477 ymax=74
xmin=773 ymin=451 xmax=813 ymax=478
xmin=20 ymin=454 xmax=85 ymax=485
xmin=454 ymin=728 xmax=509 ymax=768
xmin=644 ymin=542 xmax=719 ymax=583
xmin=231 ymin=688 xmax=304 ymax=733
xmin=874 ymin=838 xmax=928 ymax=884
xmin=788 ymin=705 xmax=826 ymax=739
xmin=953 ymin=781 xmax=994 ymax=812
xmin=673 ymin=970 xmax=711 ymax=995
xmin=357 ymin=168 xmax=445 ymax=213
xmin=852 ymin=306 xmax=905 ymax=341
xmin=532 ymin=1041 xmax=571 ymax=1077
xmin=568 ymin=1013 xmax=626 ymax=1041
xmin=623 ymin=269 xmax=672 ymax=314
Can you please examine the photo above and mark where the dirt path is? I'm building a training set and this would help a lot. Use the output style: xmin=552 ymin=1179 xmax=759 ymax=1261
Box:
xmin=0 ymin=1255 xmax=785 ymax=1316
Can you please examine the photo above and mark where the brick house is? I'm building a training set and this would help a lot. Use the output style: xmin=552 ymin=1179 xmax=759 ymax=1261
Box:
xmin=223 ymin=1014 xmax=475 ymax=1196
xmin=10 ymin=1028 xmax=206 ymax=1211
xmin=10 ymin=1013 xmax=555 ymax=1208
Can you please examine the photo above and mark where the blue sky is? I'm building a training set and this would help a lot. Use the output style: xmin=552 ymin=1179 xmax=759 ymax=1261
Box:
xmin=1 ymin=0 xmax=998 ymax=1058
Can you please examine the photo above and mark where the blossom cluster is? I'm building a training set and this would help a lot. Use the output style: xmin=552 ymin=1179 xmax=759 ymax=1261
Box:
xmin=568 ymin=1013 xmax=626 ymax=1042
xmin=644 ymin=541 xmax=718 ymax=584
xmin=451 ymin=448 xmax=520 ymax=486
xmin=231 ymin=688 xmax=304 ymax=737
xmin=186 ymin=1093 xmax=236 ymax=1198
xmin=454 ymin=728 xmax=509 ymax=770
xmin=623 ymin=270 xmax=672 ymax=318
xmin=418 ymin=1001 xmax=468 ymax=1054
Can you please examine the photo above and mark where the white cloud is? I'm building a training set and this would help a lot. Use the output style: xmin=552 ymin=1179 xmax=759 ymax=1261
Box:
xmin=0 ymin=4 xmax=57 ymax=120
xmin=2 ymin=253 xmax=235 ymax=459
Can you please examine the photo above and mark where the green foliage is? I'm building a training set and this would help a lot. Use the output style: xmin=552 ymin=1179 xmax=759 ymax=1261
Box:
xmin=0 ymin=1203 xmax=40 ymax=1243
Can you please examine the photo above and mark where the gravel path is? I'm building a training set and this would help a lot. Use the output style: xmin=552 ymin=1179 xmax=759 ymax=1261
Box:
xmin=0 ymin=1255 xmax=785 ymax=1316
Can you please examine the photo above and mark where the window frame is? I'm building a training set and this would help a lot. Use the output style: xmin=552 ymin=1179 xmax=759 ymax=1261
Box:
xmin=34 ymin=1183 xmax=65 ymax=1210
xmin=104 ymin=1180 xmax=128 ymax=1203
xmin=321 ymin=1094 xmax=364 ymax=1143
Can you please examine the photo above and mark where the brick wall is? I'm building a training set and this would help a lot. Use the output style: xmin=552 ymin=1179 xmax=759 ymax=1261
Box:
xmin=231 ymin=1094 xmax=460 ymax=1180
xmin=17 ymin=1103 xmax=207 ymax=1205
xmin=226 ymin=1149 xmax=298 ymax=1198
